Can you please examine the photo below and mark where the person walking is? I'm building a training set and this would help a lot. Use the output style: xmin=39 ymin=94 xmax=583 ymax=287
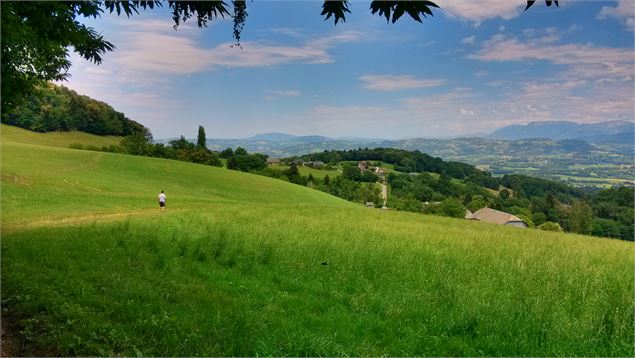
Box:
xmin=158 ymin=190 xmax=166 ymax=212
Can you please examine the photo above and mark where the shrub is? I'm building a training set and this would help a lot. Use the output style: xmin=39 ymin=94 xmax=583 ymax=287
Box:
xmin=538 ymin=221 xmax=563 ymax=232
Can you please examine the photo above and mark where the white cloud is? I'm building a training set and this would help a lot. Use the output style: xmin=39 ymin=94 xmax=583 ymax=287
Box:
xmin=442 ymin=0 xmax=525 ymax=23
xmin=264 ymin=90 xmax=302 ymax=100
xmin=359 ymin=75 xmax=445 ymax=91
xmin=106 ymin=18 xmax=365 ymax=75
xmin=469 ymin=35 xmax=633 ymax=82
xmin=474 ymin=70 xmax=488 ymax=77
xmin=114 ymin=30 xmax=364 ymax=74
xmin=268 ymin=27 xmax=305 ymax=38
xmin=521 ymin=27 xmax=561 ymax=44
xmin=598 ymin=0 xmax=635 ymax=31
xmin=266 ymin=90 xmax=301 ymax=97
xmin=461 ymin=36 xmax=476 ymax=45
xmin=302 ymin=75 xmax=634 ymax=138
xmin=418 ymin=40 xmax=436 ymax=48
xmin=464 ymin=34 xmax=634 ymax=126
xmin=402 ymin=87 xmax=476 ymax=107
xmin=522 ymin=28 xmax=536 ymax=37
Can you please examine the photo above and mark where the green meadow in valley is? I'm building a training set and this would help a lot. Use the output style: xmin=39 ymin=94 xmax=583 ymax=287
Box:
xmin=1 ymin=128 xmax=633 ymax=356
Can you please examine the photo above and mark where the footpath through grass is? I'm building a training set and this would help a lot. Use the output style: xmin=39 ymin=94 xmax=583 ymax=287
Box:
xmin=1 ymin=129 xmax=633 ymax=356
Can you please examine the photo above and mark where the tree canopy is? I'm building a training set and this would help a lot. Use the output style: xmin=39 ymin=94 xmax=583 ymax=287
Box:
xmin=1 ymin=1 xmax=558 ymax=117
xmin=3 ymin=82 xmax=148 ymax=136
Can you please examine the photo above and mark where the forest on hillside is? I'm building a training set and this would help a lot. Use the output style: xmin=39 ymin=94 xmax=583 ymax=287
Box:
xmin=1 ymin=83 xmax=148 ymax=137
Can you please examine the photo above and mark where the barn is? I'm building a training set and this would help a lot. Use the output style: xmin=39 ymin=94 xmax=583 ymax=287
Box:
xmin=466 ymin=208 xmax=527 ymax=228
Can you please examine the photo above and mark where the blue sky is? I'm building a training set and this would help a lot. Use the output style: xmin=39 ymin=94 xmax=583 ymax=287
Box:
xmin=64 ymin=0 xmax=635 ymax=139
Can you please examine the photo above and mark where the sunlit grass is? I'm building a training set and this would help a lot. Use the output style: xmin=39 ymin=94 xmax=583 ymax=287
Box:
xmin=1 ymin=129 xmax=633 ymax=356
xmin=1 ymin=124 xmax=122 ymax=148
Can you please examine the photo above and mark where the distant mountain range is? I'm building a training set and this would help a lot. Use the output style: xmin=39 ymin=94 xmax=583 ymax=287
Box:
xmin=248 ymin=132 xmax=333 ymax=143
xmin=488 ymin=120 xmax=634 ymax=144
xmin=190 ymin=120 xmax=633 ymax=158
xmin=228 ymin=120 xmax=635 ymax=146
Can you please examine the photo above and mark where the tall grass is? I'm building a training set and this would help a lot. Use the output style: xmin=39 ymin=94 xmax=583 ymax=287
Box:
xmin=1 ymin=130 xmax=633 ymax=356
xmin=3 ymin=207 xmax=633 ymax=356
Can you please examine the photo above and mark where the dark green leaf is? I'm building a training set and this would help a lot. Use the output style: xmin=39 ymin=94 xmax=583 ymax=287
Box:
xmin=321 ymin=1 xmax=350 ymax=25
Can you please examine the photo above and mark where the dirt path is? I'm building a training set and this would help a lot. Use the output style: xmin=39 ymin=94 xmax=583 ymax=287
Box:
xmin=2 ymin=208 xmax=190 ymax=234
xmin=380 ymin=183 xmax=388 ymax=208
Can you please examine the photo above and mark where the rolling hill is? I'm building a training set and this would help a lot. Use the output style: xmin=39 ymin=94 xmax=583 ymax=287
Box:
xmin=201 ymin=134 xmax=634 ymax=187
xmin=1 ymin=128 xmax=633 ymax=356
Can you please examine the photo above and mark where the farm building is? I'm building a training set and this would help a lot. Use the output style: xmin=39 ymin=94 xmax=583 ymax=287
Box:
xmin=466 ymin=208 xmax=527 ymax=228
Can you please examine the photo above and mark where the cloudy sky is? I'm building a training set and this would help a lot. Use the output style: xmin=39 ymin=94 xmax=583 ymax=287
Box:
xmin=65 ymin=0 xmax=635 ymax=139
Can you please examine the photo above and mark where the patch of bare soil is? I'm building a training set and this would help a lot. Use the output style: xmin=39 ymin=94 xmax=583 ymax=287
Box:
xmin=1 ymin=316 xmax=20 ymax=357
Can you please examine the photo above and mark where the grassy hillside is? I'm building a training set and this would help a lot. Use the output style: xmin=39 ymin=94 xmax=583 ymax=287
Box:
xmin=1 ymin=130 xmax=633 ymax=356
xmin=1 ymin=124 xmax=122 ymax=148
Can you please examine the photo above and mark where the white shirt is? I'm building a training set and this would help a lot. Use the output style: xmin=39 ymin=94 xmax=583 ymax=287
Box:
xmin=158 ymin=193 xmax=166 ymax=203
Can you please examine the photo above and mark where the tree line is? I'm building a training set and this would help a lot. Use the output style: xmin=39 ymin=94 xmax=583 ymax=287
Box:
xmin=2 ymin=83 xmax=148 ymax=137
xmin=290 ymin=147 xmax=497 ymax=187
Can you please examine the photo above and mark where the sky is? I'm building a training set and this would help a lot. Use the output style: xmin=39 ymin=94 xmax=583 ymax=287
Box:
xmin=64 ymin=0 xmax=635 ymax=139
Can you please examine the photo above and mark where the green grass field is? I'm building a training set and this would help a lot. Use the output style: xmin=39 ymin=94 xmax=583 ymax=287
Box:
xmin=1 ymin=129 xmax=633 ymax=356
xmin=1 ymin=124 xmax=122 ymax=148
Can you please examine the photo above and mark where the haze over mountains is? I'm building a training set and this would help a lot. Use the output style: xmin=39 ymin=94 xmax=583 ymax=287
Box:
xmin=488 ymin=120 xmax=634 ymax=144
xmin=248 ymin=133 xmax=333 ymax=143
xmin=206 ymin=120 xmax=634 ymax=145
xmin=199 ymin=120 xmax=634 ymax=154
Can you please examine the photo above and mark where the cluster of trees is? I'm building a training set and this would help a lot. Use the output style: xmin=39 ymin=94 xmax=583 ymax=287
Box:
xmin=259 ymin=164 xmax=383 ymax=206
xmin=2 ymin=83 xmax=147 ymax=136
xmin=72 ymin=126 xmax=222 ymax=167
xmin=342 ymin=162 xmax=379 ymax=183
xmin=292 ymin=148 xmax=496 ymax=187
xmin=220 ymin=147 xmax=267 ymax=172
xmin=590 ymin=187 xmax=634 ymax=239
xmin=327 ymin=176 xmax=383 ymax=206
